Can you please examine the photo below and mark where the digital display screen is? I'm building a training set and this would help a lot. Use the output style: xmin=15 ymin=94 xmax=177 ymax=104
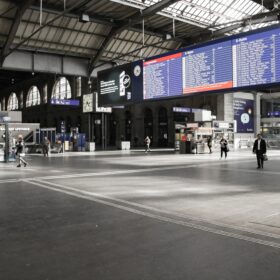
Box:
xmin=183 ymin=40 xmax=232 ymax=94
xmin=98 ymin=25 xmax=280 ymax=105
xmin=98 ymin=61 xmax=143 ymax=106
xmin=233 ymin=28 xmax=280 ymax=87
xmin=234 ymin=98 xmax=254 ymax=133
xmin=143 ymin=53 xmax=183 ymax=99
xmin=143 ymin=25 xmax=280 ymax=101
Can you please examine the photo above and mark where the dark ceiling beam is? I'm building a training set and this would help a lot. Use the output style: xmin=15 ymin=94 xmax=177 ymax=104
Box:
xmin=29 ymin=3 xmax=186 ymax=43
xmin=29 ymin=4 xmax=119 ymax=27
xmin=251 ymin=0 xmax=275 ymax=10
xmin=88 ymin=0 xmax=181 ymax=76
xmin=5 ymin=0 xmax=91 ymax=58
xmin=0 ymin=0 xmax=34 ymax=66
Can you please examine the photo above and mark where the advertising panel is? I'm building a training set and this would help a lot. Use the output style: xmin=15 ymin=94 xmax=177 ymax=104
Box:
xmin=98 ymin=61 xmax=143 ymax=106
xmin=234 ymin=98 xmax=254 ymax=133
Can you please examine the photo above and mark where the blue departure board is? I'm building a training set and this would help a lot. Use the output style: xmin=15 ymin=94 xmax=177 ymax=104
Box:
xmin=183 ymin=41 xmax=233 ymax=94
xmin=143 ymin=53 xmax=183 ymax=99
xmin=233 ymin=28 xmax=280 ymax=87
xmin=99 ymin=25 xmax=280 ymax=105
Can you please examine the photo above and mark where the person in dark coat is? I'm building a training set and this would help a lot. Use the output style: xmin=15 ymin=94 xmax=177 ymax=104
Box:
xmin=253 ymin=134 xmax=267 ymax=169
xmin=220 ymin=136 xmax=228 ymax=159
xmin=207 ymin=136 xmax=212 ymax=153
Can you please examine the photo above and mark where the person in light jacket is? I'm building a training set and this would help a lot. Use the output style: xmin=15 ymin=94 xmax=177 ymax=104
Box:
xmin=15 ymin=136 xmax=28 ymax=167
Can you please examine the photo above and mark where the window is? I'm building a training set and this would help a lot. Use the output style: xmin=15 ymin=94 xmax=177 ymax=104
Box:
xmin=43 ymin=84 xmax=48 ymax=103
xmin=52 ymin=77 xmax=71 ymax=100
xmin=26 ymin=86 xmax=41 ymax=107
xmin=76 ymin=77 xmax=82 ymax=97
xmin=7 ymin=93 xmax=19 ymax=111
xmin=0 ymin=102 xmax=2 ymax=111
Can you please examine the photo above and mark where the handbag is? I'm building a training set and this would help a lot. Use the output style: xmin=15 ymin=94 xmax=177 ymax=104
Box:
xmin=263 ymin=154 xmax=268 ymax=161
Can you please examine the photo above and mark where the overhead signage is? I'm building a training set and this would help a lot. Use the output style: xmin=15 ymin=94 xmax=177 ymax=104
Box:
xmin=173 ymin=107 xmax=191 ymax=113
xmin=186 ymin=123 xmax=199 ymax=128
xmin=50 ymin=99 xmax=80 ymax=106
xmin=213 ymin=121 xmax=234 ymax=129
xmin=234 ymin=98 xmax=254 ymax=133
xmin=98 ymin=25 xmax=280 ymax=105
xmin=267 ymin=111 xmax=280 ymax=117
xmin=0 ymin=127 xmax=30 ymax=131
xmin=232 ymin=28 xmax=280 ymax=87
xmin=94 ymin=92 xmax=112 ymax=113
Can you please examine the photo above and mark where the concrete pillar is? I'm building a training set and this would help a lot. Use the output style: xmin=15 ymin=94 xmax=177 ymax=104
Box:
xmin=153 ymin=108 xmax=159 ymax=146
xmin=216 ymin=93 xmax=234 ymax=121
xmin=167 ymin=107 xmax=174 ymax=147
xmin=131 ymin=105 xmax=144 ymax=147
xmin=254 ymin=92 xmax=262 ymax=135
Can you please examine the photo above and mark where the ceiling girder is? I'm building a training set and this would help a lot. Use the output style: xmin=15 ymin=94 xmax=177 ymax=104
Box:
xmin=5 ymin=0 xmax=91 ymax=58
xmin=0 ymin=0 xmax=34 ymax=66
xmin=186 ymin=9 xmax=280 ymax=45
xmin=251 ymin=0 xmax=275 ymax=10
xmin=88 ymin=0 xmax=181 ymax=75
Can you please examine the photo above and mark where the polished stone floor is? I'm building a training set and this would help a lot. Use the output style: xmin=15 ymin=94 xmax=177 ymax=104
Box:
xmin=0 ymin=149 xmax=280 ymax=280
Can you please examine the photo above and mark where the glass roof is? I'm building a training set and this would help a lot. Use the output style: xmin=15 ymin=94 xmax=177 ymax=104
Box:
xmin=110 ymin=0 xmax=275 ymax=32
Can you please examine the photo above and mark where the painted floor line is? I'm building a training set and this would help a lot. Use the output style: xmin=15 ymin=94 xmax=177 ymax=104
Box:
xmin=34 ymin=178 xmax=280 ymax=241
xmin=20 ymin=158 xmax=259 ymax=181
xmin=26 ymin=179 xmax=280 ymax=250
xmin=208 ymin=167 xmax=280 ymax=176
xmin=0 ymin=158 xmax=273 ymax=184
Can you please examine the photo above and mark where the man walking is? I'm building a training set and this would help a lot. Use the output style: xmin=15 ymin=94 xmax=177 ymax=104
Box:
xmin=253 ymin=134 xmax=267 ymax=169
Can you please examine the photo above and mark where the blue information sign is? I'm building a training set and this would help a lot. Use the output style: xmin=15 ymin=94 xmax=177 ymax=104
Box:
xmin=50 ymin=99 xmax=80 ymax=106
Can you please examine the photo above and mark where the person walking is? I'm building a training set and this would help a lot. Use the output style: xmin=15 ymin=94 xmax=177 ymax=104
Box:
xmin=144 ymin=136 xmax=151 ymax=153
xmin=15 ymin=136 xmax=28 ymax=167
xmin=207 ymin=136 xmax=212 ymax=153
xmin=42 ymin=136 xmax=50 ymax=157
xmin=220 ymin=136 xmax=228 ymax=159
xmin=253 ymin=134 xmax=267 ymax=169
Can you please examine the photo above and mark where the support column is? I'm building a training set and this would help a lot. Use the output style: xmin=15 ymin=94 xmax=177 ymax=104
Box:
xmin=167 ymin=108 xmax=174 ymax=147
xmin=216 ymin=93 xmax=234 ymax=121
xmin=254 ymin=92 xmax=262 ymax=135
xmin=153 ymin=108 xmax=159 ymax=147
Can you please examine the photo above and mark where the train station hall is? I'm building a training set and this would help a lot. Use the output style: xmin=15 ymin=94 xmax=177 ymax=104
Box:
xmin=1 ymin=0 xmax=280 ymax=279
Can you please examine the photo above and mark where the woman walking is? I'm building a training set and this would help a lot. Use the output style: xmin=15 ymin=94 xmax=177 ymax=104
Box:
xmin=15 ymin=136 xmax=28 ymax=167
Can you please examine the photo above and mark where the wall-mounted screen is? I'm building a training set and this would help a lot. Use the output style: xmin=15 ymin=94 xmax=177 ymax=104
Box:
xmin=98 ymin=61 xmax=143 ymax=106
xmin=234 ymin=98 xmax=254 ymax=133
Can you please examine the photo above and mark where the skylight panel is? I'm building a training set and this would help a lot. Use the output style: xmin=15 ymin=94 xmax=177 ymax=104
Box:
xmin=111 ymin=0 xmax=272 ymax=32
